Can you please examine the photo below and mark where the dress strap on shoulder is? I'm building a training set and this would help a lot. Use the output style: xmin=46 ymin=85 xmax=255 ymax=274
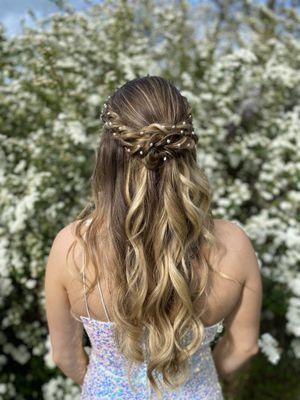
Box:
xmin=97 ymin=280 xmax=111 ymax=322
xmin=82 ymin=220 xmax=91 ymax=319
xmin=82 ymin=217 xmax=111 ymax=322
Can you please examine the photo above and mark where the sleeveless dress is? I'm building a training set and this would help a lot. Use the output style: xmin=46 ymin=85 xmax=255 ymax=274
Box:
xmin=71 ymin=219 xmax=225 ymax=399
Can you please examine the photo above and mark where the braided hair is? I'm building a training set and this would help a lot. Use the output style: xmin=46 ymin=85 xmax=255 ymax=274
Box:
xmin=100 ymin=87 xmax=199 ymax=170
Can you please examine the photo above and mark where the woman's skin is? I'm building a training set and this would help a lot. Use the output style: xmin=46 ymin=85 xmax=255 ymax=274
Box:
xmin=44 ymin=221 xmax=91 ymax=386
xmin=44 ymin=218 xmax=262 ymax=386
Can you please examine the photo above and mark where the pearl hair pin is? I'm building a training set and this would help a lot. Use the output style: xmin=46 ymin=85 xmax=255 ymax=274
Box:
xmin=101 ymin=87 xmax=196 ymax=165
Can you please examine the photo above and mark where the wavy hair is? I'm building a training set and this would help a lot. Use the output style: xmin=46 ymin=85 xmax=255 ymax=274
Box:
xmin=67 ymin=75 xmax=241 ymax=399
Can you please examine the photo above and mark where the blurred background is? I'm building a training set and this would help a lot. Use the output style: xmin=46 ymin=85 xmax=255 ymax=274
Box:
xmin=1 ymin=0 xmax=90 ymax=36
xmin=0 ymin=0 xmax=299 ymax=399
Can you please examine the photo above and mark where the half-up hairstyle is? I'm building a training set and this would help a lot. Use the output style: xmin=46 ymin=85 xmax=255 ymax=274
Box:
xmin=68 ymin=75 xmax=237 ymax=399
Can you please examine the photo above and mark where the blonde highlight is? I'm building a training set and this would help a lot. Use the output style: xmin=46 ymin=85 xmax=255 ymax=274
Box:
xmin=67 ymin=76 xmax=243 ymax=399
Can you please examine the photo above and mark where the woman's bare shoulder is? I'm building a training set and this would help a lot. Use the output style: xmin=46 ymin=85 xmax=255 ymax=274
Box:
xmin=54 ymin=219 xmax=86 ymax=243
xmin=47 ymin=220 xmax=85 ymax=283
xmin=213 ymin=218 xmax=251 ymax=246
xmin=211 ymin=218 xmax=256 ymax=283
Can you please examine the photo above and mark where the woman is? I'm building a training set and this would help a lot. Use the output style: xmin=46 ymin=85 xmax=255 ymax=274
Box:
xmin=44 ymin=75 xmax=262 ymax=399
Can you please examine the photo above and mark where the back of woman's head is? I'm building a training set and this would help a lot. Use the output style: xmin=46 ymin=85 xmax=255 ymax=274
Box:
xmin=73 ymin=75 xmax=217 ymax=399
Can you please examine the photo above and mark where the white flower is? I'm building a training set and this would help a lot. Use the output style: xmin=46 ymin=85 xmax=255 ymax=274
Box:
xmin=286 ymin=297 xmax=300 ymax=336
xmin=291 ymin=339 xmax=300 ymax=359
xmin=0 ymin=383 xmax=6 ymax=394
xmin=66 ymin=121 xmax=87 ymax=145
xmin=258 ymin=333 xmax=281 ymax=364
xmin=87 ymin=94 xmax=100 ymax=106
xmin=25 ymin=279 xmax=36 ymax=289
xmin=289 ymin=277 xmax=300 ymax=297
xmin=44 ymin=335 xmax=55 ymax=369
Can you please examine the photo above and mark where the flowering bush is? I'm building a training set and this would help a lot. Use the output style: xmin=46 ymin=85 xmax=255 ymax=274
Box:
xmin=0 ymin=1 xmax=299 ymax=398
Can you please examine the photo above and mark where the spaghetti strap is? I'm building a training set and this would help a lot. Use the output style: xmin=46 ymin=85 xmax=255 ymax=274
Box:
xmin=82 ymin=223 xmax=91 ymax=319
xmin=97 ymin=280 xmax=111 ymax=322
xmin=82 ymin=217 xmax=111 ymax=322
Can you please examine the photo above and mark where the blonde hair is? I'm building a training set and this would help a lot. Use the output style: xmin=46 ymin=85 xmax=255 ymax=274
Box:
xmin=67 ymin=76 xmax=242 ymax=399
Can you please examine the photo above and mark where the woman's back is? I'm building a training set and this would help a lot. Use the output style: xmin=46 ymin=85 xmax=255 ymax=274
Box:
xmin=64 ymin=217 xmax=260 ymax=399
xmin=46 ymin=76 xmax=261 ymax=400
xmin=68 ymin=218 xmax=245 ymax=329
